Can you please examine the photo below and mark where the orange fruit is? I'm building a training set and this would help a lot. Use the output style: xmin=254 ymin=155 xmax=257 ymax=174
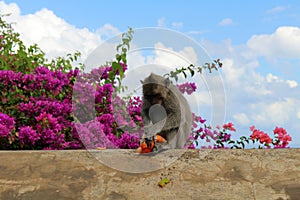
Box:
xmin=155 ymin=135 xmax=166 ymax=143
xmin=140 ymin=142 xmax=148 ymax=149
xmin=137 ymin=140 xmax=155 ymax=153
xmin=137 ymin=135 xmax=167 ymax=154
xmin=136 ymin=147 xmax=142 ymax=153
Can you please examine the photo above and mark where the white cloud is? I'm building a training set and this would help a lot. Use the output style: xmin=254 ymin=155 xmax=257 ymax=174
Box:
xmin=266 ymin=6 xmax=287 ymax=14
xmin=233 ymin=113 xmax=250 ymax=125
xmin=0 ymin=1 xmax=120 ymax=62
xmin=178 ymin=46 xmax=198 ymax=64
xmin=222 ymin=58 xmax=245 ymax=87
xmin=266 ymin=73 xmax=298 ymax=88
xmin=0 ymin=1 xmax=20 ymax=19
xmin=144 ymin=42 xmax=198 ymax=68
xmin=218 ymin=18 xmax=234 ymax=26
xmin=84 ymin=42 xmax=119 ymax=71
xmin=250 ymin=98 xmax=299 ymax=125
xmin=172 ymin=22 xmax=183 ymax=29
xmin=297 ymin=110 xmax=300 ymax=119
xmin=186 ymin=30 xmax=208 ymax=35
xmin=200 ymin=34 xmax=300 ymax=146
xmin=96 ymin=24 xmax=120 ymax=39
xmin=247 ymin=26 xmax=300 ymax=59
xmin=126 ymin=42 xmax=200 ymax=89
xmin=157 ymin=17 xmax=166 ymax=27
xmin=266 ymin=73 xmax=280 ymax=83
xmin=286 ymin=80 xmax=298 ymax=88
xmin=157 ymin=18 xmax=183 ymax=29
xmin=244 ymin=85 xmax=272 ymax=96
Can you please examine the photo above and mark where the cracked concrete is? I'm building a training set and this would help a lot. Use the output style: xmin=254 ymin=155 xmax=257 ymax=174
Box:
xmin=0 ymin=149 xmax=299 ymax=200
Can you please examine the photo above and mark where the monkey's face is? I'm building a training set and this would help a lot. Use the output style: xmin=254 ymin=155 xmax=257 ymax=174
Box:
xmin=143 ymin=84 xmax=168 ymax=105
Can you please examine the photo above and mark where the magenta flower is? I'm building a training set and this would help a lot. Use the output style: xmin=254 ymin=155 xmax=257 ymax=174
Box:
xmin=19 ymin=126 xmax=40 ymax=145
xmin=0 ymin=113 xmax=15 ymax=137
xmin=114 ymin=132 xmax=139 ymax=149
xmin=177 ymin=82 xmax=197 ymax=95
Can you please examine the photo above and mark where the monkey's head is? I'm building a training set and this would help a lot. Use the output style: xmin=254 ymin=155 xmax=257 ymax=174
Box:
xmin=141 ymin=73 xmax=171 ymax=105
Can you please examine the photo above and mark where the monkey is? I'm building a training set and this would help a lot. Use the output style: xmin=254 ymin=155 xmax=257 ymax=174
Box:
xmin=140 ymin=73 xmax=192 ymax=150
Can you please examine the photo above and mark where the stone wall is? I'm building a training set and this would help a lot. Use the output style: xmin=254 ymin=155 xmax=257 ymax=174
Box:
xmin=0 ymin=149 xmax=299 ymax=200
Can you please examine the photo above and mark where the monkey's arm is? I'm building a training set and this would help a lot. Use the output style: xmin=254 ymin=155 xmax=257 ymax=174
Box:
xmin=141 ymin=102 xmax=155 ymax=140
xmin=161 ymin=106 xmax=181 ymax=131
xmin=141 ymin=110 xmax=151 ymax=127
xmin=141 ymin=98 xmax=151 ymax=126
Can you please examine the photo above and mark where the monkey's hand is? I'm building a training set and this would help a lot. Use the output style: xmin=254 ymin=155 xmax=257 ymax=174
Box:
xmin=144 ymin=118 xmax=166 ymax=138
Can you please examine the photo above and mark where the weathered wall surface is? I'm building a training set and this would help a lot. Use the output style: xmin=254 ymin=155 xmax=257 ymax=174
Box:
xmin=0 ymin=149 xmax=299 ymax=200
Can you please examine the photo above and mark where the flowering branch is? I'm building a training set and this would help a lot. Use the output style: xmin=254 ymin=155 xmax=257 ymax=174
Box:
xmin=164 ymin=59 xmax=223 ymax=82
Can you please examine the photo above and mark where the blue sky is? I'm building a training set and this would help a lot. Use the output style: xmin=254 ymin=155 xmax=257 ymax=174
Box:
xmin=4 ymin=0 xmax=300 ymax=43
xmin=1 ymin=0 xmax=300 ymax=147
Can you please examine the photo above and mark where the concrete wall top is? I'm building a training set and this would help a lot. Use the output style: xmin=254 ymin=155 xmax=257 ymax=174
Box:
xmin=0 ymin=149 xmax=299 ymax=200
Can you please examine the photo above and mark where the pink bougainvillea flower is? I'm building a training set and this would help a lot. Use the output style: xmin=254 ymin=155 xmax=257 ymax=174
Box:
xmin=223 ymin=122 xmax=236 ymax=132
xmin=273 ymin=126 xmax=292 ymax=148
xmin=176 ymin=82 xmax=197 ymax=95
xmin=250 ymin=125 xmax=255 ymax=132
xmin=250 ymin=126 xmax=272 ymax=146
xmin=259 ymin=133 xmax=272 ymax=145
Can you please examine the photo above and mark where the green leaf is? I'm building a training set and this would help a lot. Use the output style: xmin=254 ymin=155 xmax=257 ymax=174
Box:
xmin=121 ymin=54 xmax=127 ymax=65
xmin=174 ymin=75 xmax=178 ymax=82
xmin=158 ymin=177 xmax=171 ymax=188
xmin=240 ymin=136 xmax=247 ymax=140
xmin=116 ymin=44 xmax=122 ymax=51
xmin=115 ymin=54 xmax=121 ymax=62
xmin=119 ymin=67 xmax=124 ymax=79
xmin=122 ymin=38 xmax=129 ymax=45
xmin=221 ymin=142 xmax=225 ymax=147
xmin=108 ymin=71 xmax=114 ymax=81
xmin=121 ymin=48 xmax=127 ymax=53
xmin=241 ymin=142 xmax=245 ymax=149
xmin=198 ymin=67 xmax=202 ymax=74
xmin=182 ymin=70 xmax=187 ymax=78
xmin=188 ymin=67 xmax=195 ymax=77
xmin=112 ymin=61 xmax=119 ymax=71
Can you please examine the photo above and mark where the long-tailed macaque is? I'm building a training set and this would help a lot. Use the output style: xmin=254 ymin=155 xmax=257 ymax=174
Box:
xmin=141 ymin=73 xmax=192 ymax=150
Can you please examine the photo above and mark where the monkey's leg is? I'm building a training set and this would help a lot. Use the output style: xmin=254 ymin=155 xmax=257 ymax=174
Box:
xmin=156 ymin=128 xmax=178 ymax=150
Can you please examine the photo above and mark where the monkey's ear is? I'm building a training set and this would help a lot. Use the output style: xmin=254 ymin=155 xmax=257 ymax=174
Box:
xmin=164 ymin=77 xmax=171 ymax=87
xmin=140 ymin=80 xmax=144 ymax=84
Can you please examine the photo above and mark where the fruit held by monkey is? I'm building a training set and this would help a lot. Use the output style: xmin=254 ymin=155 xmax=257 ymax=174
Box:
xmin=136 ymin=134 xmax=166 ymax=153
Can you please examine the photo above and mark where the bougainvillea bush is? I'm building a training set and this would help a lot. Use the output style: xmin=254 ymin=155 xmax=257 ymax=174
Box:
xmin=0 ymin=15 xmax=292 ymax=150
xmin=0 ymin=15 xmax=142 ymax=150
xmin=0 ymin=58 xmax=143 ymax=149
